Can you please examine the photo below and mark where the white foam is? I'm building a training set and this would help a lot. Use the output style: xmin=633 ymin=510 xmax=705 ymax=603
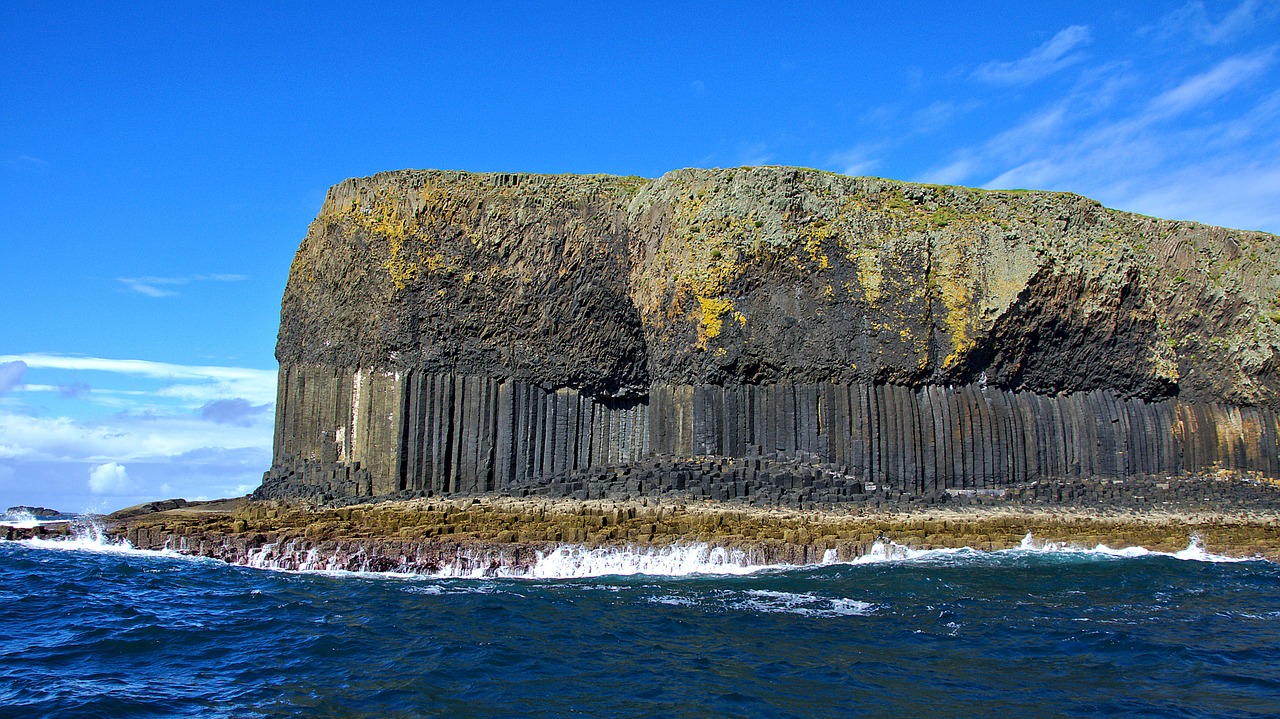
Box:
xmin=243 ymin=541 xmax=430 ymax=579
xmin=646 ymin=589 xmax=875 ymax=617
xmin=650 ymin=595 xmax=697 ymax=607
xmin=432 ymin=543 xmax=775 ymax=579
xmin=843 ymin=539 xmax=981 ymax=564
xmin=1011 ymin=532 xmax=1252 ymax=563
xmin=11 ymin=520 xmax=1260 ymax=581
xmin=811 ymin=532 xmax=1259 ymax=568
xmin=234 ymin=542 xmax=778 ymax=579
xmin=14 ymin=518 xmax=186 ymax=559
xmin=0 ymin=509 xmax=73 ymax=530
xmin=739 ymin=589 xmax=875 ymax=617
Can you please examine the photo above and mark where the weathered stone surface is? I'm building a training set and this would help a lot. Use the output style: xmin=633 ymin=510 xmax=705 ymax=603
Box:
xmin=3 ymin=506 xmax=61 ymax=517
xmin=278 ymin=172 xmax=650 ymax=397
xmin=105 ymin=487 xmax=1280 ymax=570
xmin=266 ymin=167 xmax=1280 ymax=500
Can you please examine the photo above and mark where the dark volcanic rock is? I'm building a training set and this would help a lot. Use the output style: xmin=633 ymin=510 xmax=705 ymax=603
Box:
xmin=4 ymin=506 xmax=62 ymax=518
xmin=277 ymin=171 xmax=651 ymax=397
xmin=264 ymin=167 xmax=1280 ymax=501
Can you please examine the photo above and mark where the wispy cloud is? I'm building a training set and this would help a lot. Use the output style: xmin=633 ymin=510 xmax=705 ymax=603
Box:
xmin=58 ymin=383 xmax=91 ymax=399
xmin=973 ymin=25 xmax=1093 ymax=85
xmin=117 ymin=273 xmax=248 ymax=298
xmin=909 ymin=100 xmax=979 ymax=134
xmin=1148 ymin=47 xmax=1276 ymax=117
xmin=916 ymin=44 xmax=1280 ymax=232
xmin=0 ymin=362 xmax=25 ymax=393
xmin=829 ymin=144 xmax=883 ymax=176
xmin=0 ymin=407 xmax=272 ymax=463
xmin=7 ymin=155 xmax=50 ymax=171
xmin=1150 ymin=0 xmax=1279 ymax=45
xmin=737 ymin=142 xmax=774 ymax=166
xmin=0 ymin=354 xmax=277 ymax=405
xmin=200 ymin=398 xmax=273 ymax=427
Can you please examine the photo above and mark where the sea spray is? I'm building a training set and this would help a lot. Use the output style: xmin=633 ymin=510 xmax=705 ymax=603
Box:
xmin=0 ymin=508 xmax=77 ymax=530
xmin=238 ymin=540 xmax=777 ymax=578
xmin=16 ymin=515 xmax=166 ymax=558
xmin=451 ymin=543 xmax=770 ymax=579
xmin=11 ymin=523 xmax=1266 ymax=579
xmin=1010 ymin=531 xmax=1254 ymax=563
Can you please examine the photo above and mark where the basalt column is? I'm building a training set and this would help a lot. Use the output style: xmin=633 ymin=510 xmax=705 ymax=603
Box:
xmin=267 ymin=368 xmax=1280 ymax=497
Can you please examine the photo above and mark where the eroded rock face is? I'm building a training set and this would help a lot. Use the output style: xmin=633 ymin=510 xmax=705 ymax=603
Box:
xmin=278 ymin=171 xmax=651 ymax=397
xmin=279 ymin=167 xmax=1280 ymax=406
xmin=268 ymin=167 xmax=1280 ymax=498
xmin=625 ymin=168 xmax=1278 ymax=403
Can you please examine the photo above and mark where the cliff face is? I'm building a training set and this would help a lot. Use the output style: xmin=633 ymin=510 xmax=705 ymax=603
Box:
xmin=265 ymin=167 xmax=1280 ymax=499
xmin=277 ymin=171 xmax=650 ymax=397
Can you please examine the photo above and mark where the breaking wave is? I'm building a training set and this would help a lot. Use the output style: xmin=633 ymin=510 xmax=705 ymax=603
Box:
xmin=9 ymin=518 xmax=1262 ymax=579
xmin=0 ymin=509 xmax=78 ymax=530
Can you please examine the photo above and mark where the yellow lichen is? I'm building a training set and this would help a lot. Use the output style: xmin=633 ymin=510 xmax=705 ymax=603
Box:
xmin=383 ymin=232 xmax=419 ymax=290
xmin=935 ymin=258 xmax=977 ymax=369
xmin=856 ymin=249 xmax=883 ymax=306
xmin=801 ymin=223 xmax=833 ymax=270
xmin=696 ymin=296 xmax=735 ymax=350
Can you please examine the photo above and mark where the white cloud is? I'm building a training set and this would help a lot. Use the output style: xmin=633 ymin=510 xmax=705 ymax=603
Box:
xmin=920 ymin=158 xmax=979 ymax=186
xmin=1147 ymin=47 xmax=1277 ymax=118
xmin=0 ymin=408 xmax=272 ymax=464
xmin=7 ymin=155 xmax=50 ymax=171
xmin=917 ymin=104 xmax=1069 ymax=185
xmin=0 ymin=353 xmax=277 ymax=510
xmin=0 ymin=361 xmax=25 ymax=393
xmin=973 ymin=25 xmax=1093 ymax=85
xmin=1152 ymin=0 xmax=1277 ymax=45
xmin=0 ymin=354 xmax=277 ymax=405
xmin=1116 ymin=158 xmax=1280 ymax=232
xmin=737 ymin=142 xmax=774 ymax=166
xmin=915 ymin=44 xmax=1280 ymax=232
xmin=88 ymin=462 xmax=131 ymax=494
xmin=908 ymin=101 xmax=978 ymax=134
xmin=830 ymin=145 xmax=883 ymax=176
xmin=3 ymin=446 xmax=271 ymax=511
xmin=117 ymin=274 xmax=249 ymax=298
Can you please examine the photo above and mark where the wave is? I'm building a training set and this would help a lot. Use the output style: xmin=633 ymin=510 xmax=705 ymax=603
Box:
xmin=438 ymin=543 xmax=775 ymax=579
xmin=648 ymin=588 xmax=876 ymax=617
xmin=9 ymin=518 xmax=185 ymax=560
xmin=9 ymin=520 xmax=1262 ymax=579
xmin=0 ymin=509 xmax=78 ymax=530
xmin=238 ymin=540 xmax=781 ymax=579
xmin=1011 ymin=532 xmax=1252 ymax=564
xmin=824 ymin=532 xmax=1254 ymax=566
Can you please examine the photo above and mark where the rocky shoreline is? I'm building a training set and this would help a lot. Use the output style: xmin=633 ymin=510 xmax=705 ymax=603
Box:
xmin=9 ymin=473 xmax=1280 ymax=572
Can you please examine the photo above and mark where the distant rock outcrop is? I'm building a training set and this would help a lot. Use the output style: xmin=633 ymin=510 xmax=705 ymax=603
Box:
xmin=261 ymin=167 xmax=1280 ymax=501
xmin=4 ymin=506 xmax=62 ymax=518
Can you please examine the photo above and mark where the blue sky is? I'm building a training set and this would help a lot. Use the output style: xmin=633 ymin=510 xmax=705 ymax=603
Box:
xmin=2 ymin=1 xmax=1278 ymax=512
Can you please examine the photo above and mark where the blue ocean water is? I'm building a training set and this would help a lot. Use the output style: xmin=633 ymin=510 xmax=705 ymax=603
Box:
xmin=2 ymin=528 xmax=1279 ymax=718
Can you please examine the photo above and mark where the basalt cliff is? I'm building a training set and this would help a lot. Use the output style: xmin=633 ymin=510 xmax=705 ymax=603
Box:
xmin=258 ymin=167 xmax=1280 ymax=504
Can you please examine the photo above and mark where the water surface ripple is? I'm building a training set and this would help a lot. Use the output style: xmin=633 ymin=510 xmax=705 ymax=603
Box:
xmin=3 ymin=539 xmax=1279 ymax=718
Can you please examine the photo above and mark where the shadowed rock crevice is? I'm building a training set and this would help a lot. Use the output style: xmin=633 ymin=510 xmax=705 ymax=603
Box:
xmin=958 ymin=265 xmax=1178 ymax=401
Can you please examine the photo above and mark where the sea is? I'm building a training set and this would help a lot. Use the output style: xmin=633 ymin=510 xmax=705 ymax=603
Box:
xmin=2 ymin=512 xmax=1279 ymax=718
